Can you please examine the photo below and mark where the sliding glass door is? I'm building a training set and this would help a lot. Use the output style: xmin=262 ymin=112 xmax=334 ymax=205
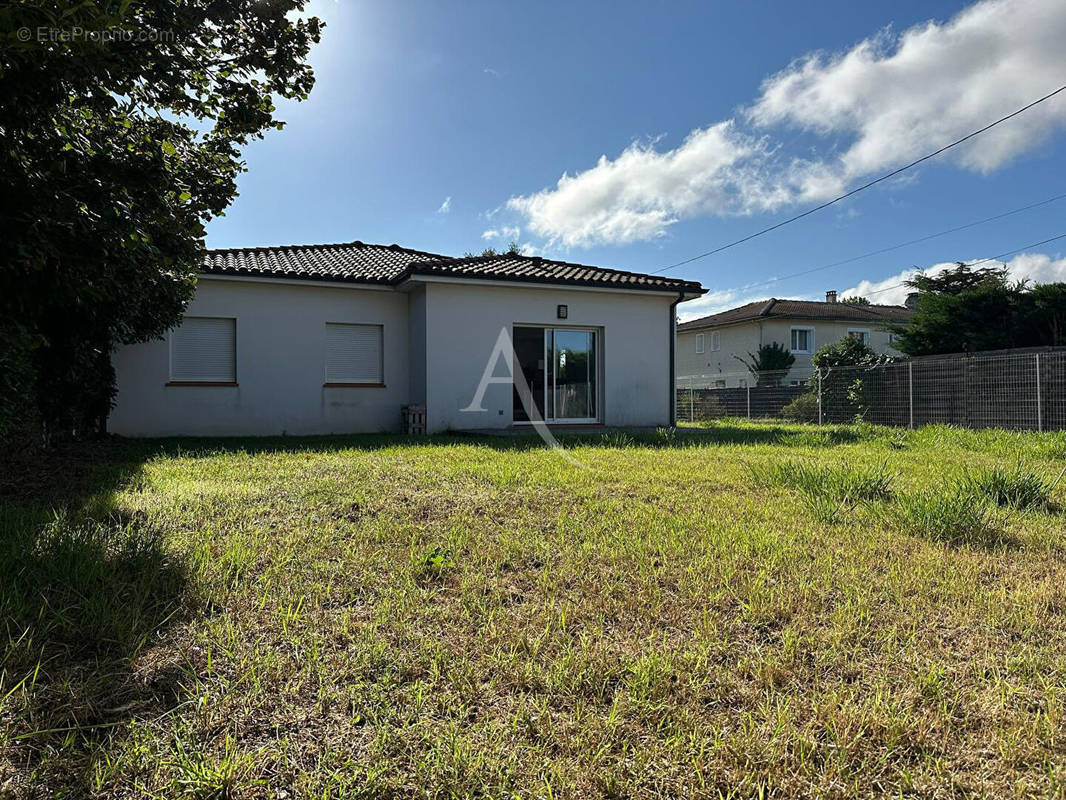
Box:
xmin=513 ymin=326 xmax=598 ymax=424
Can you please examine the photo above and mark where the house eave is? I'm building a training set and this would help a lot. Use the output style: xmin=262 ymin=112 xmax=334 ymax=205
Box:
xmin=679 ymin=312 xmax=911 ymax=332
xmin=197 ymin=273 xmax=397 ymax=291
xmin=394 ymin=272 xmax=704 ymax=298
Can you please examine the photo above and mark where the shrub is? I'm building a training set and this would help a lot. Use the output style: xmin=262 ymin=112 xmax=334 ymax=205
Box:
xmin=736 ymin=342 xmax=795 ymax=387
xmin=0 ymin=322 xmax=39 ymax=449
xmin=780 ymin=392 xmax=819 ymax=423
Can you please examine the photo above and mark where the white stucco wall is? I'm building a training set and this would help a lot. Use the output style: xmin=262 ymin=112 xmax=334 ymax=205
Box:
xmin=109 ymin=275 xmax=682 ymax=437
xmin=408 ymin=285 xmax=428 ymax=407
xmin=421 ymin=280 xmax=677 ymax=432
xmin=109 ymin=277 xmax=410 ymax=436
xmin=677 ymin=315 xmax=903 ymax=388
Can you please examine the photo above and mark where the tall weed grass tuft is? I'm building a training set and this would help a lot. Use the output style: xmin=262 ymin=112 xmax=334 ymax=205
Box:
xmin=752 ymin=459 xmax=896 ymax=524
xmin=954 ymin=464 xmax=1063 ymax=511
xmin=889 ymin=488 xmax=1012 ymax=548
xmin=757 ymin=459 xmax=895 ymax=502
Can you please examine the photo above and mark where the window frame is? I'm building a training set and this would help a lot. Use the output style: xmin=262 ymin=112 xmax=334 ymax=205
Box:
xmin=695 ymin=333 xmax=705 ymax=354
xmin=166 ymin=315 xmax=238 ymax=387
xmin=789 ymin=325 xmax=815 ymax=355
xmin=710 ymin=331 xmax=721 ymax=352
xmin=323 ymin=322 xmax=386 ymax=387
xmin=847 ymin=328 xmax=871 ymax=346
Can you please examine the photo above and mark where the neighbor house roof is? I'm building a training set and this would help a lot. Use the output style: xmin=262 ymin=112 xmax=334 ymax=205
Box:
xmin=678 ymin=298 xmax=913 ymax=331
xmin=202 ymin=241 xmax=705 ymax=295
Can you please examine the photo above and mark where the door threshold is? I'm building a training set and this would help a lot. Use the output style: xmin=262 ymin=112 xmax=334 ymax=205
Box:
xmin=512 ymin=422 xmax=605 ymax=430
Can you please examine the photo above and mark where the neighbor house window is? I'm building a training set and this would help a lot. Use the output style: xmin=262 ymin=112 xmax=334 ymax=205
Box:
xmin=714 ymin=379 xmax=726 ymax=389
xmin=695 ymin=333 xmax=705 ymax=354
xmin=790 ymin=326 xmax=814 ymax=354
xmin=710 ymin=331 xmax=721 ymax=351
xmin=325 ymin=323 xmax=383 ymax=385
xmin=169 ymin=316 xmax=236 ymax=384
xmin=848 ymin=328 xmax=871 ymax=346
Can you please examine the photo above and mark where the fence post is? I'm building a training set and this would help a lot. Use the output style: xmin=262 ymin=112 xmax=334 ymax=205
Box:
xmin=746 ymin=383 xmax=751 ymax=420
xmin=688 ymin=379 xmax=694 ymax=422
xmin=1036 ymin=353 xmax=1043 ymax=433
xmin=908 ymin=361 xmax=914 ymax=430
xmin=817 ymin=369 xmax=823 ymax=425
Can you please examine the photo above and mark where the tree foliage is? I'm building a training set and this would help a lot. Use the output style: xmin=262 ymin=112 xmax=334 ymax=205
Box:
xmin=463 ymin=241 xmax=522 ymax=258
xmin=890 ymin=264 xmax=1066 ymax=356
xmin=810 ymin=335 xmax=896 ymax=423
xmin=841 ymin=296 xmax=871 ymax=305
xmin=811 ymin=336 xmax=890 ymax=370
xmin=735 ymin=342 xmax=795 ymax=386
xmin=0 ymin=1 xmax=322 ymax=442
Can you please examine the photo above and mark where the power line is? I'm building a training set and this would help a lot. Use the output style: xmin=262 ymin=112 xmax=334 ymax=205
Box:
xmin=713 ymin=191 xmax=1066 ymax=296
xmin=653 ymin=83 xmax=1066 ymax=274
xmin=863 ymin=231 xmax=1066 ymax=297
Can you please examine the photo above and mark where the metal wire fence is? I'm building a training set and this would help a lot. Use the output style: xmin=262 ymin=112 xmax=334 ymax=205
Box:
xmin=677 ymin=348 xmax=1066 ymax=431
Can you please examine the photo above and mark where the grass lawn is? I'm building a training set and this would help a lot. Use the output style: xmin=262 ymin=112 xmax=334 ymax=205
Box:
xmin=2 ymin=421 xmax=1066 ymax=798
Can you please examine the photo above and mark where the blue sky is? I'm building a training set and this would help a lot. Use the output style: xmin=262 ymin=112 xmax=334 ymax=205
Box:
xmin=206 ymin=0 xmax=1066 ymax=319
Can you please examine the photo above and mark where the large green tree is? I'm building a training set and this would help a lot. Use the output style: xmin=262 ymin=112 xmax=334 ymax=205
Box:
xmin=0 ymin=1 xmax=322 ymax=442
xmin=890 ymin=263 xmax=1066 ymax=357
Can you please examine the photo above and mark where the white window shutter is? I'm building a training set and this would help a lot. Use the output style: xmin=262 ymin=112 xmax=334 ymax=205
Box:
xmin=325 ymin=323 xmax=383 ymax=383
xmin=170 ymin=317 xmax=236 ymax=382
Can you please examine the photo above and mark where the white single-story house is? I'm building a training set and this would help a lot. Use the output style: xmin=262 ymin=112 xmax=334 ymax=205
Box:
xmin=109 ymin=240 xmax=705 ymax=436
xmin=675 ymin=291 xmax=914 ymax=388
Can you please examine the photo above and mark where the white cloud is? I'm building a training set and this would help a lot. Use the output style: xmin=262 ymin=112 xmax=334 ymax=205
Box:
xmin=481 ymin=226 xmax=521 ymax=242
xmin=437 ymin=196 xmax=451 ymax=214
xmin=508 ymin=123 xmax=792 ymax=247
xmin=842 ymin=251 xmax=1066 ymax=304
xmin=508 ymin=0 xmax=1066 ymax=247
xmin=748 ymin=0 xmax=1066 ymax=177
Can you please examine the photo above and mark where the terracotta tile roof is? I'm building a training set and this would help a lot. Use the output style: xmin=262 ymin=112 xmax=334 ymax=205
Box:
xmin=399 ymin=254 xmax=705 ymax=294
xmin=201 ymin=241 xmax=705 ymax=294
xmin=678 ymin=298 xmax=913 ymax=331
xmin=202 ymin=240 xmax=445 ymax=285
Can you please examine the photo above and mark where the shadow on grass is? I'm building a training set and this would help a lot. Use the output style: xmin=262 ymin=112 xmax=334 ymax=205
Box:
xmin=0 ymin=442 xmax=191 ymax=795
xmin=119 ymin=422 xmax=864 ymax=460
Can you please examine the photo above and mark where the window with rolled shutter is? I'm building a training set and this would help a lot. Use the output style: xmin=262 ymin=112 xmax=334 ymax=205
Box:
xmin=325 ymin=323 xmax=383 ymax=384
xmin=170 ymin=317 xmax=236 ymax=382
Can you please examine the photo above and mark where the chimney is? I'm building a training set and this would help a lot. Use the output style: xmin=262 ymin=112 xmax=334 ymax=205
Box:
xmin=904 ymin=292 xmax=920 ymax=310
xmin=825 ymin=290 xmax=837 ymax=303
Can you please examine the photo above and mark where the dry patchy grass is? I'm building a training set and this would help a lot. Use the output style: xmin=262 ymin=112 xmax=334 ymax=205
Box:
xmin=2 ymin=422 xmax=1066 ymax=798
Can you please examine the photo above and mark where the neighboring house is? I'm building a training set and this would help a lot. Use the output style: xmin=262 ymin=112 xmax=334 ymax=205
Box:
xmin=109 ymin=240 xmax=704 ymax=436
xmin=676 ymin=291 xmax=914 ymax=387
